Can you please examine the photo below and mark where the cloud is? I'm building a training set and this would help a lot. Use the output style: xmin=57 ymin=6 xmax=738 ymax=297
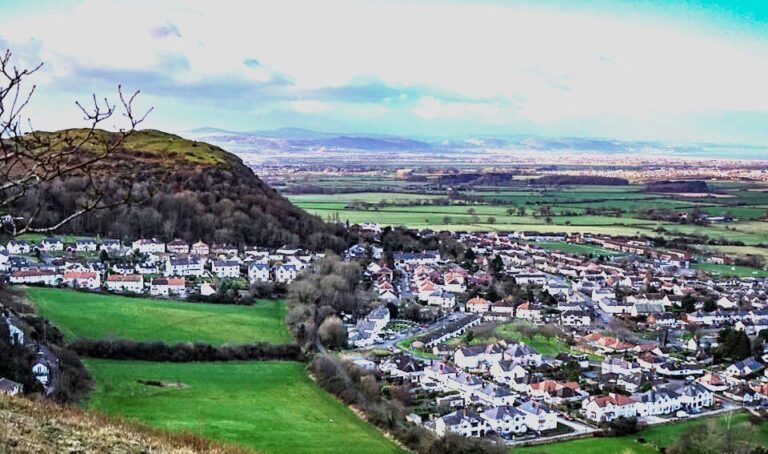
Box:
xmin=150 ymin=23 xmax=181 ymax=39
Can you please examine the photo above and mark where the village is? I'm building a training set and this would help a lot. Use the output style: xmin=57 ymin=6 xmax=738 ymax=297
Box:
xmin=2 ymin=227 xmax=768 ymax=448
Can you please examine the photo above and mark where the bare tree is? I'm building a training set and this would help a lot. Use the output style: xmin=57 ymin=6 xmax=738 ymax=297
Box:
xmin=0 ymin=49 xmax=156 ymax=236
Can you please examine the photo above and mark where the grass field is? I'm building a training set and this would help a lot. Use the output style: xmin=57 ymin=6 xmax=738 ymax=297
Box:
xmin=85 ymin=360 xmax=402 ymax=454
xmin=495 ymin=322 xmax=601 ymax=360
xmin=513 ymin=412 xmax=768 ymax=453
xmin=288 ymin=185 xmax=768 ymax=247
xmin=536 ymin=241 xmax=623 ymax=257
xmin=691 ymin=263 xmax=768 ymax=278
xmin=26 ymin=288 xmax=291 ymax=345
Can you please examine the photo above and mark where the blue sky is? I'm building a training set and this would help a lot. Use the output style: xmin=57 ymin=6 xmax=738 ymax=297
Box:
xmin=2 ymin=0 xmax=768 ymax=144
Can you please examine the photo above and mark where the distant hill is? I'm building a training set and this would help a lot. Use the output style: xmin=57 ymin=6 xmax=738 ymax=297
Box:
xmin=0 ymin=395 xmax=245 ymax=453
xmin=14 ymin=129 xmax=347 ymax=250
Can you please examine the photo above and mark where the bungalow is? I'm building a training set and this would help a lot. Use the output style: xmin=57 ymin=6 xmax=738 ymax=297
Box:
xmin=212 ymin=260 xmax=241 ymax=278
xmin=150 ymin=277 xmax=186 ymax=297
xmin=106 ymin=274 xmax=144 ymax=293
xmin=0 ymin=377 xmax=22 ymax=396
xmin=62 ymin=271 xmax=101 ymax=290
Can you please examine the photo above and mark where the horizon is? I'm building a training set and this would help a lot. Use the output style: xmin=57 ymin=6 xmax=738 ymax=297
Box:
xmin=3 ymin=0 xmax=768 ymax=148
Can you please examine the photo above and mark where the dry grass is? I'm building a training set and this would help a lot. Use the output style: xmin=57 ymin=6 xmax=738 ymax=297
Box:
xmin=0 ymin=394 xmax=253 ymax=453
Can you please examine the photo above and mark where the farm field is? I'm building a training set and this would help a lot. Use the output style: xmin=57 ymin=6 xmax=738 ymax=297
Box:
xmin=26 ymin=288 xmax=290 ymax=345
xmin=288 ymin=183 xmax=768 ymax=246
xmin=513 ymin=412 xmax=768 ymax=453
xmin=691 ymin=263 xmax=768 ymax=278
xmin=535 ymin=241 xmax=623 ymax=257
xmin=85 ymin=360 xmax=403 ymax=454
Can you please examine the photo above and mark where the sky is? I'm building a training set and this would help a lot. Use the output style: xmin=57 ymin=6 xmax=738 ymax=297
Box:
xmin=2 ymin=0 xmax=768 ymax=144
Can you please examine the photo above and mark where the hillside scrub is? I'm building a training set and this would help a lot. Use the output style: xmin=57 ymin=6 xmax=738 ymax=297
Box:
xmin=70 ymin=339 xmax=304 ymax=362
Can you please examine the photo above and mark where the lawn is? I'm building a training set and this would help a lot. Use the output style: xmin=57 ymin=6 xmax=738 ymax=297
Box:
xmin=513 ymin=412 xmax=768 ymax=453
xmin=495 ymin=322 xmax=602 ymax=360
xmin=692 ymin=263 xmax=768 ymax=278
xmin=26 ymin=288 xmax=291 ymax=345
xmin=85 ymin=360 xmax=402 ymax=454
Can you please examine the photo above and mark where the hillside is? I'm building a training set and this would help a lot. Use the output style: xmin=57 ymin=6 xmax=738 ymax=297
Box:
xmin=0 ymin=395 xmax=248 ymax=453
xmin=15 ymin=129 xmax=347 ymax=250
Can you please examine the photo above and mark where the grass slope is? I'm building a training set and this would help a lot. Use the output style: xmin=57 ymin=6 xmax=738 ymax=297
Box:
xmin=85 ymin=360 xmax=403 ymax=454
xmin=26 ymin=288 xmax=290 ymax=345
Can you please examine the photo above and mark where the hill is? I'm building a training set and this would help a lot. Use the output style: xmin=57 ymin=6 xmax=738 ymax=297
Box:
xmin=0 ymin=395 xmax=247 ymax=453
xmin=15 ymin=129 xmax=347 ymax=250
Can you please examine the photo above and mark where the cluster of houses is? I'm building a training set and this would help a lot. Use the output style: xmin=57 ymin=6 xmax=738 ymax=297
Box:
xmin=340 ymin=227 xmax=768 ymax=442
xmin=2 ymin=237 xmax=322 ymax=298
xmin=1 ymin=307 xmax=56 ymax=396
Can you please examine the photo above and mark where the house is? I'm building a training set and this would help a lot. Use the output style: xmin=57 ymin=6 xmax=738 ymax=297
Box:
xmin=648 ymin=313 xmax=679 ymax=328
xmin=32 ymin=353 xmax=51 ymax=386
xmin=517 ymin=401 xmax=558 ymax=432
xmin=632 ymin=387 xmax=682 ymax=416
xmin=592 ymin=288 xmax=616 ymax=302
xmin=248 ymin=263 xmax=271 ymax=283
xmin=10 ymin=269 xmax=60 ymax=286
xmin=106 ymin=274 xmax=144 ymax=293
xmin=601 ymin=358 xmax=642 ymax=376
xmin=470 ymin=383 xmax=517 ymax=407
xmin=582 ymin=393 xmax=638 ymax=423
xmin=40 ymin=237 xmax=64 ymax=252
xmin=697 ymin=372 xmax=729 ymax=392
xmin=62 ymin=271 xmax=101 ymax=290
xmin=191 ymin=241 xmax=210 ymax=256
xmin=380 ymin=355 xmax=423 ymax=381
xmin=132 ymin=238 xmax=165 ymax=254
xmin=515 ymin=303 xmax=543 ymax=323
xmin=166 ymin=239 xmax=190 ymax=254
xmin=212 ymin=260 xmax=241 ymax=278
xmin=454 ymin=344 xmax=504 ymax=370
xmin=599 ymin=298 xmax=633 ymax=315
xmin=489 ymin=360 xmax=528 ymax=385
xmin=150 ymin=277 xmax=186 ymax=297
xmin=4 ymin=315 xmax=24 ymax=346
xmin=528 ymin=380 xmax=586 ymax=405
xmin=427 ymin=290 xmax=456 ymax=309
xmin=560 ymin=310 xmax=592 ymax=327
xmin=435 ymin=410 xmax=489 ymax=438
xmin=274 ymin=264 xmax=297 ymax=283
xmin=0 ymin=378 xmax=22 ymax=396
xmin=6 ymin=240 xmax=31 ymax=255
xmin=724 ymin=385 xmax=765 ymax=404
xmin=165 ymin=257 xmax=204 ymax=277
xmin=505 ymin=342 xmax=542 ymax=367
xmin=99 ymin=239 xmax=122 ymax=253
xmin=726 ymin=358 xmax=765 ymax=378
xmin=480 ymin=405 xmax=528 ymax=435
xmin=676 ymin=381 xmax=714 ymax=412
xmin=466 ymin=297 xmax=491 ymax=313
xmin=74 ymin=239 xmax=98 ymax=252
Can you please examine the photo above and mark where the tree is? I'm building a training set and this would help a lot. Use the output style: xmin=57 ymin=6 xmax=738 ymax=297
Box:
xmin=609 ymin=417 xmax=639 ymax=436
xmin=442 ymin=216 xmax=452 ymax=224
xmin=487 ymin=216 xmax=496 ymax=224
xmin=681 ymin=294 xmax=696 ymax=313
xmin=467 ymin=207 xmax=476 ymax=215
xmin=517 ymin=206 xmax=527 ymax=216
xmin=318 ymin=316 xmax=347 ymax=349
xmin=0 ymin=49 xmax=155 ymax=236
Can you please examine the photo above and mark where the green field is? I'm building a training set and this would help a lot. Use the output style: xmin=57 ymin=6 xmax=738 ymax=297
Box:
xmin=495 ymin=322 xmax=601 ymax=360
xmin=513 ymin=412 xmax=768 ymax=453
xmin=26 ymin=288 xmax=291 ymax=345
xmin=288 ymin=184 xmax=768 ymax=247
xmin=691 ymin=263 xmax=768 ymax=278
xmin=536 ymin=241 xmax=623 ymax=257
xmin=85 ymin=360 xmax=402 ymax=454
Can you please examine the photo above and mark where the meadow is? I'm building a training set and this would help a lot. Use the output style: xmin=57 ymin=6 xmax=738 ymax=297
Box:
xmin=513 ymin=412 xmax=768 ymax=453
xmin=288 ymin=182 xmax=768 ymax=248
xmin=85 ymin=359 xmax=403 ymax=454
xmin=26 ymin=288 xmax=291 ymax=345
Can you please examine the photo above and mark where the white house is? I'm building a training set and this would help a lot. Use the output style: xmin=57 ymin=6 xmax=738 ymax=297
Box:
xmin=132 ymin=238 xmax=165 ymax=254
xmin=274 ymin=264 xmax=297 ymax=283
xmin=165 ymin=257 xmax=204 ymax=277
xmin=150 ymin=277 xmax=186 ymax=297
xmin=517 ymin=401 xmax=558 ymax=432
xmin=481 ymin=405 xmax=528 ymax=435
xmin=248 ymin=263 xmax=271 ymax=283
xmin=601 ymin=358 xmax=642 ymax=376
xmin=582 ymin=393 xmax=638 ymax=423
xmin=632 ymin=387 xmax=682 ymax=416
xmin=62 ymin=271 xmax=101 ymax=290
xmin=106 ymin=274 xmax=144 ymax=293
xmin=0 ymin=377 xmax=22 ymax=396
xmin=435 ymin=410 xmax=490 ymax=437
xmin=40 ymin=237 xmax=64 ymax=252
xmin=6 ymin=240 xmax=31 ymax=255
xmin=428 ymin=290 xmax=456 ymax=309
xmin=74 ymin=239 xmax=98 ymax=252
xmin=212 ymin=260 xmax=241 ymax=278
xmin=10 ymin=270 xmax=60 ymax=286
